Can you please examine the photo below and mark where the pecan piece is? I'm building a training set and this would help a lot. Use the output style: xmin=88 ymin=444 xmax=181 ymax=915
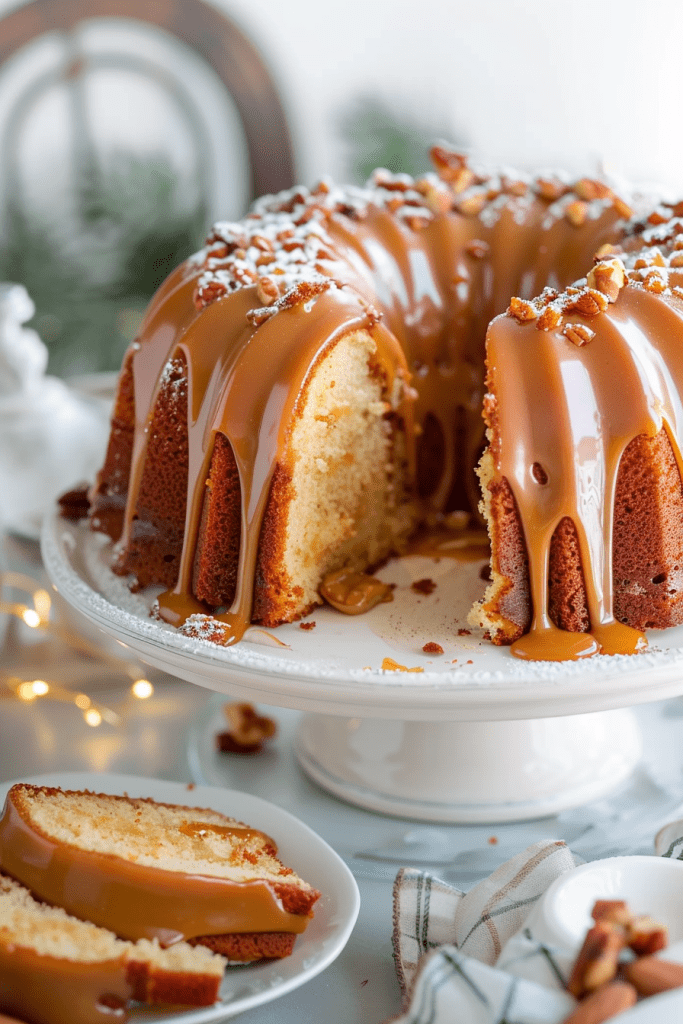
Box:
xmin=562 ymin=323 xmax=595 ymax=347
xmin=623 ymin=956 xmax=683 ymax=996
xmin=573 ymin=178 xmax=612 ymax=202
xmin=612 ymin=196 xmax=633 ymax=219
xmin=642 ymin=269 xmax=668 ymax=294
xmin=536 ymin=177 xmax=568 ymax=201
xmin=508 ymin=296 xmax=538 ymax=323
xmin=560 ymin=981 xmax=636 ymax=1024
xmin=565 ymin=200 xmax=588 ymax=227
xmin=587 ymin=258 xmax=626 ymax=302
xmin=568 ymin=289 xmax=609 ymax=316
xmin=567 ymin=921 xmax=625 ymax=998
xmin=626 ymin=914 xmax=668 ymax=956
xmin=536 ymin=305 xmax=563 ymax=331
xmin=456 ymin=192 xmax=487 ymax=216
xmin=591 ymin=900 xmax=632 ymax=928
xmin=256 ymin=275 xmax=280 ymax=306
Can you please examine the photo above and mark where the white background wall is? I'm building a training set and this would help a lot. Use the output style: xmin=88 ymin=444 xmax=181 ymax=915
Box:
xmin=0 ymin=0 xmax=680 ymax=202
xmin=214 ymin=0 xmax=683 ymax=192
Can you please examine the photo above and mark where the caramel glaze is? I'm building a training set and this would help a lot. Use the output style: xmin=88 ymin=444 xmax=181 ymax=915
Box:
xmin=0 ymin=796 xmax=309 ymax=945
xmin=486 ymin=283 xmax=683 ymax=659
xmin=0 ymin=944 xmax=130 ymax=1024
xmin=95 ymin=161 xmax=625 ymax=651
xmin=320 ymin=568 xmax=394 ymax=614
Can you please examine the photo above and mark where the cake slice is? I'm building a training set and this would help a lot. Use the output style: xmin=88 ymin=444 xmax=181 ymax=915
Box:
xmin=0 ymin=872 xmax=226 ymax=1024
xmin=0 ymin=785 xmax=321 ymax=962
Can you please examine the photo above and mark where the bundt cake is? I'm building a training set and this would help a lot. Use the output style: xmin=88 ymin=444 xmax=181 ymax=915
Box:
xmin=0 ymin=784 xmax=320 ymax=962
xmin=88 ymin=145 xmax=683 ymax=660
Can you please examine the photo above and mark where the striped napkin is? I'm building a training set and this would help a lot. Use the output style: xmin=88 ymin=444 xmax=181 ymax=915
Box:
xmin=389 ymin=835 xmax=683 ymax=1024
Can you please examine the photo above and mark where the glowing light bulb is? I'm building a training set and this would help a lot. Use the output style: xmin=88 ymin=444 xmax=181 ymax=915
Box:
xmin=22 ymin=609 xmax=40 ymax=628
xmin=131 ymin=679 xmax=153 ymax=700
xmin=75 ymin=694 xmax=91 ymax=710
xmin=17 ymin=682 xmax=37 ymax=701
xmin=84 ymin=708 xmax=102 ymax=727
xmin=30 ymin=680 xmax=49 ymax=696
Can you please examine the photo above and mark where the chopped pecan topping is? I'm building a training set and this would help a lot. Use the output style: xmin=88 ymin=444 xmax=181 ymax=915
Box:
xmin=594 ymin=242 xmax=621 ymax=260
xmin=504 ymin=178 xmax=528 ymax=197
xmin=573 ymin=177 xmax=612 ymax=201
xmin=562 ymin=323 xmax=595 ymax=347
xmin=423 ymin=183 xmax=453 ymax=214
xmin=567 ymin=288 xmax=609 ymax=316
xmin=429 ymin=145 xmax=469 ymax=184
xmin=587 ymin=258 xmax=626 ymax=302
xmin=642 ymin=268 xmax=668 ymax=294
xmin=565 ymin=200 xmax=588 ymax=227
xmin=456 ymin=192 xmax=487 ymax=217
xmin=422 ymin=641 xmax=444 ymax=654
xmin=536 ymin=177 xmax=568 ymax=201
xmin=256 ymin=275 xmax=280 ymax=306
xmin=536 ymin=305 xmax=563 ymax=331
xmin=508 ymin=296 xmax=538 ymax=323
xmin=613 ymin=196 xmax=634 ymax=219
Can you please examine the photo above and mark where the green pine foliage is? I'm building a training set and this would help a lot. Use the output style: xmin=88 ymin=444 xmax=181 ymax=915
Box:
xmin=339 ymin=95 xmax=465 ymax=184
xmin=0 ymin=153 xmax=206 ymax=376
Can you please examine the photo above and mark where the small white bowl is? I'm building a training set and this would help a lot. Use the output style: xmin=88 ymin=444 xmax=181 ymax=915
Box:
xmin=530 ymin=855 xmax=683 ymax=952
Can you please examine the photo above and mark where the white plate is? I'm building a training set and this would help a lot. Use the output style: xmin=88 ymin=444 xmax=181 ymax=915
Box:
xmin=0 ymin=772 xmax=360 ymax=1022
xmin=41 ymin=512 xmax=683 ymax=720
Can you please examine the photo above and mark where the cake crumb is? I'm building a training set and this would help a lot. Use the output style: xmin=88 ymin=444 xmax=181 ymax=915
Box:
xmin=466 ymin=659 xmax=473 ymax=665
xmin=411 ymin=578 xmax=436 ymax=595
xmin=422 ymin=642 xmax=444 ymax=655
xmin=58 ymin=485 xmax=90 ymax=521
xmin=457 ymin=628 xmax=471 ymax=636
xmin=488 ymin=836 xmax=498 ymax=845
xmin=299 ymin=621 xmax=316 ymax=630
xmin=186 ymin=783 xmax=196 ymax=790
xmin=217 ymin=702 xmax=277 ymax=755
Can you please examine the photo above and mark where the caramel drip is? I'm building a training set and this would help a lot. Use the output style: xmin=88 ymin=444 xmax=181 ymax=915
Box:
xmin=0 ymin=944 xmax=131 ymax=1024
xmin=405 ymin=527 xmax=489 ymax=561
xmin=319 ymin=569 xmax=394 ymax=614
xmin=178 ymin=820 xmax=273 ymax=845
xmin=115 ymin=179 xmax=625 ymax=654
xmin=492 ymin=284 xmax=683 ymax=660
xmin=0 ymin=795 xmax=309 ymax=943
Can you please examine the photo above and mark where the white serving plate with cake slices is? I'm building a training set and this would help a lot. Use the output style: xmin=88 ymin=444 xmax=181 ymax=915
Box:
xmin=0 ymin=772 xmax=360 ymax=1023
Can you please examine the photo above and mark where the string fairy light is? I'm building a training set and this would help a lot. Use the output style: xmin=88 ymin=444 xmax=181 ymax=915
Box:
xmin=1 ymin=570 xmax=155 ymax=726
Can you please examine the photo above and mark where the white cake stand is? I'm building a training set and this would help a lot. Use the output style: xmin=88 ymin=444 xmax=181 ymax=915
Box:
xmin=41 ymin=512 xmax=683 ymax=823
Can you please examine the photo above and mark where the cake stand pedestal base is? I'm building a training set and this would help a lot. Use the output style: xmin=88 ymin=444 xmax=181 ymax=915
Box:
xmin=295 ymin=708 xmax=642 ymax=823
